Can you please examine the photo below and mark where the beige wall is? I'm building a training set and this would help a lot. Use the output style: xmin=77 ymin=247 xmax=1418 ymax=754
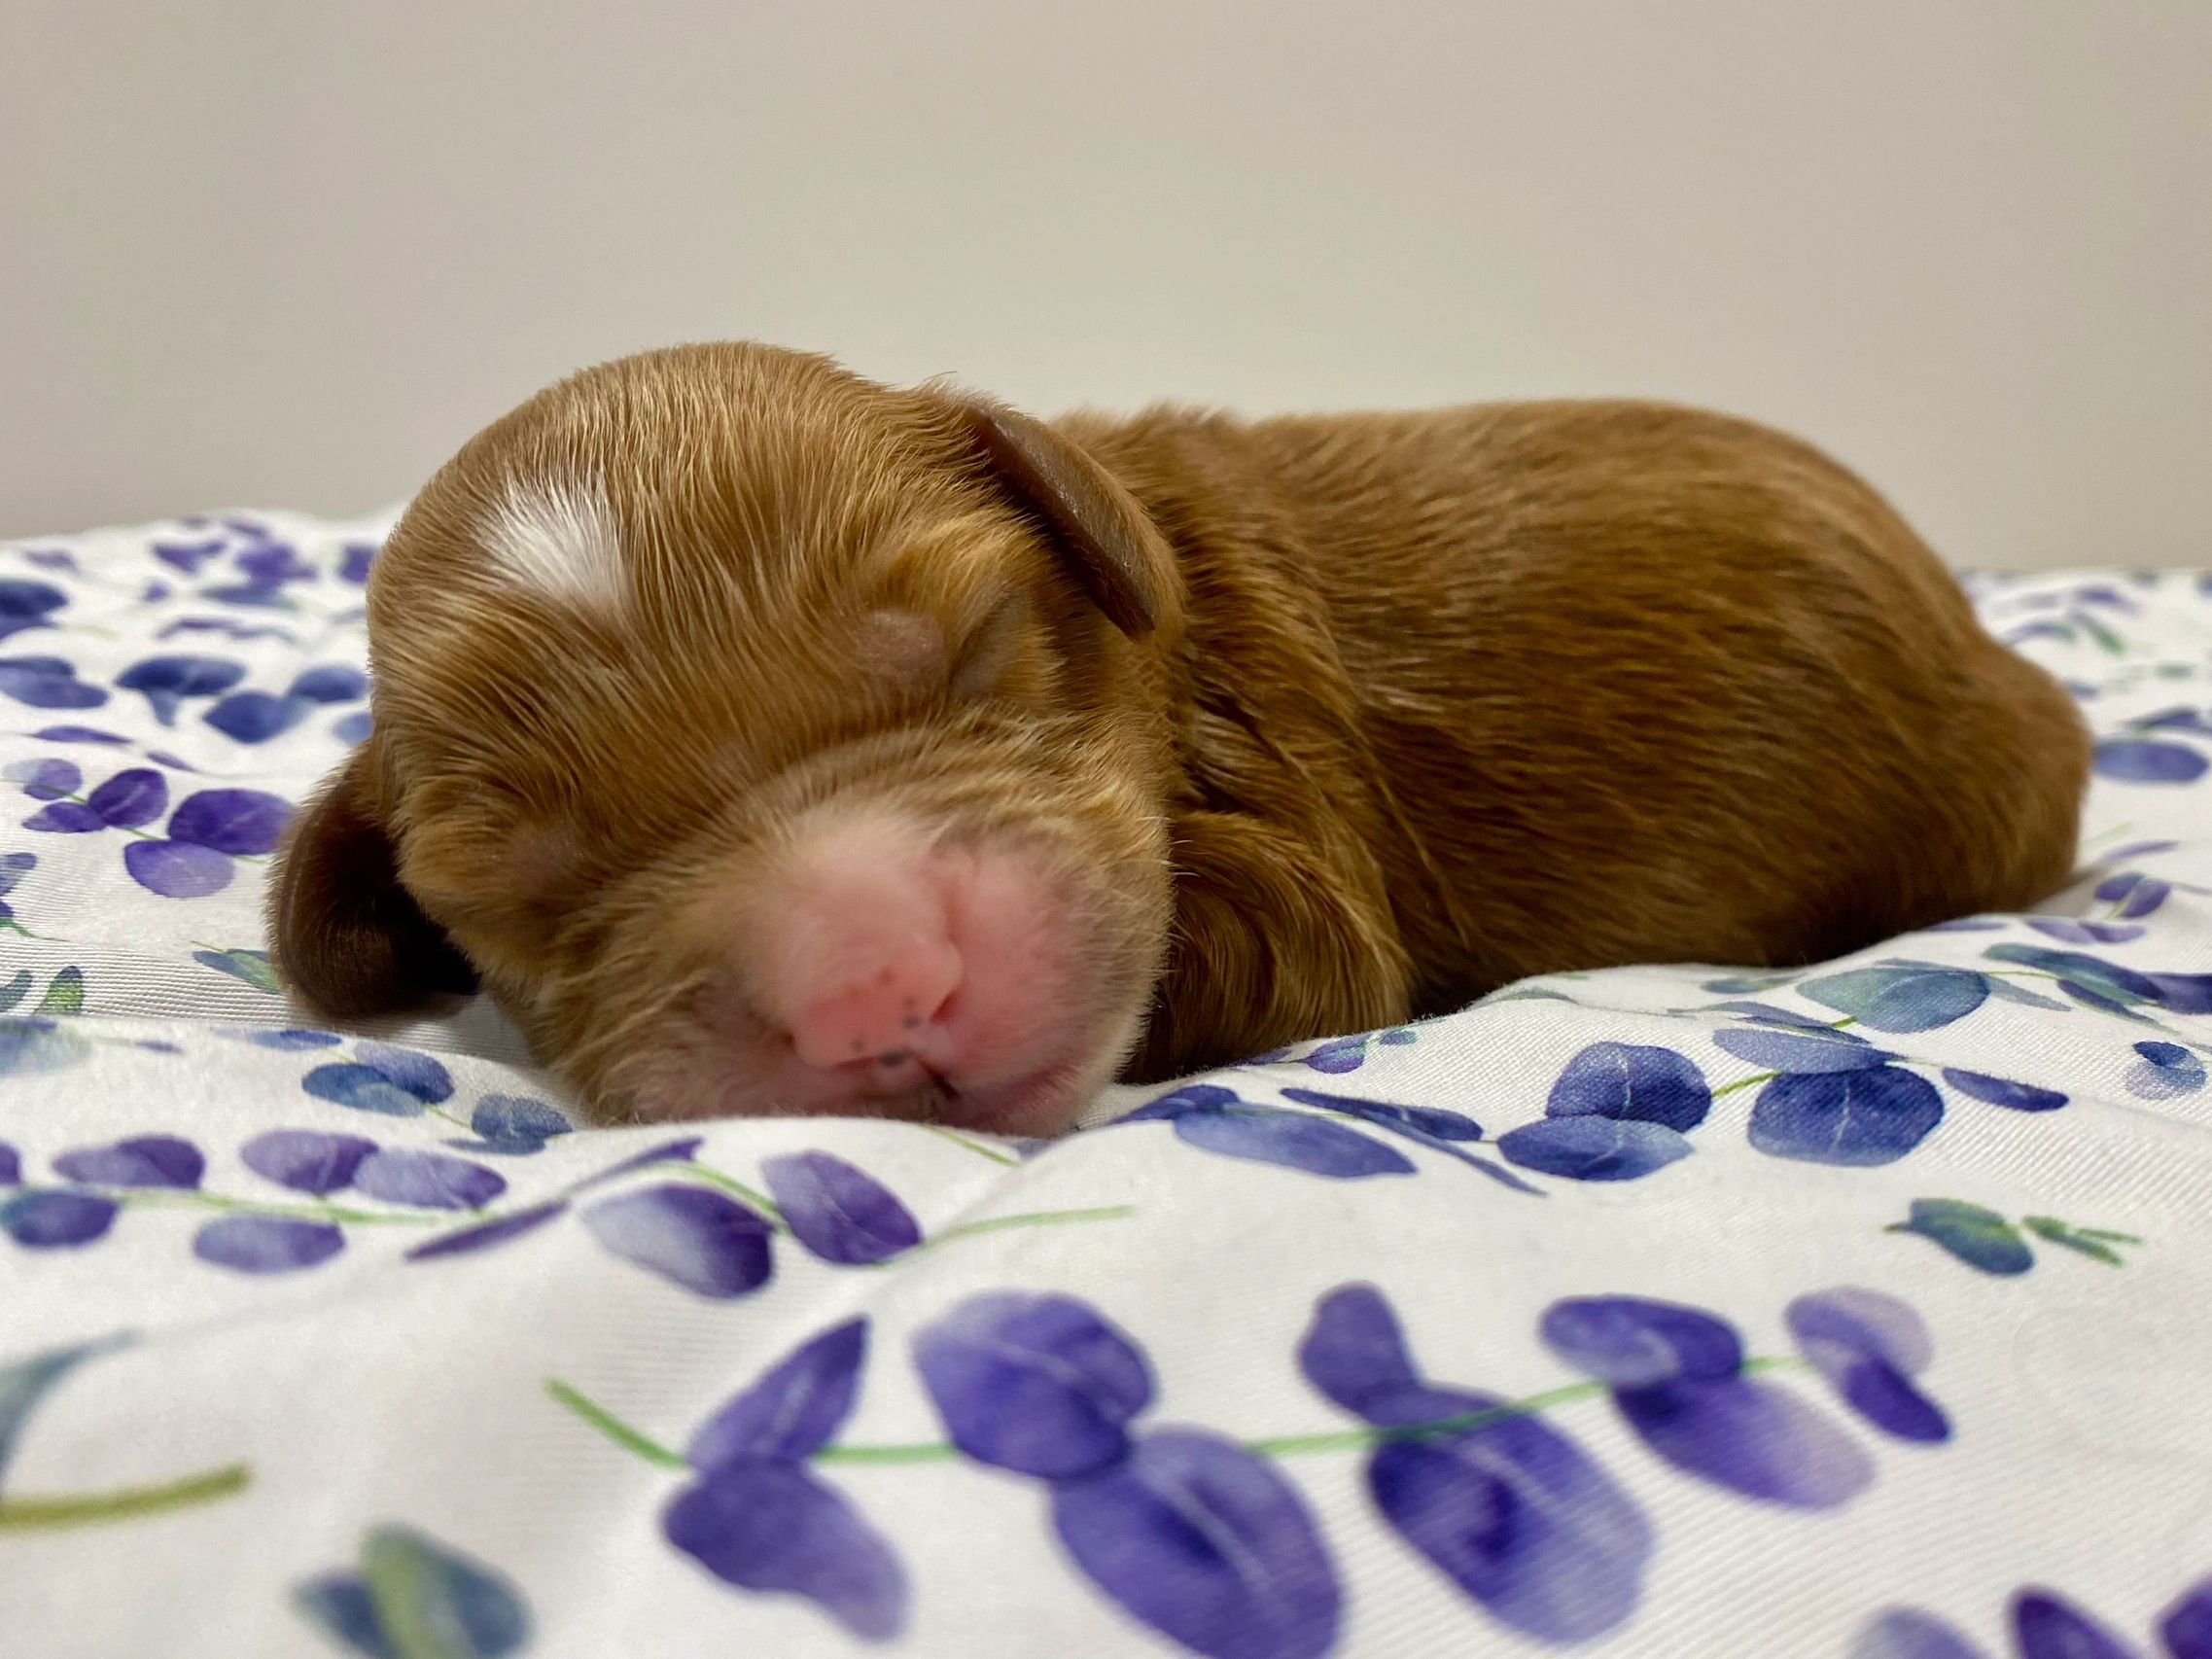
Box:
xmin=5 ymin=2 xmax=2208 ymax=568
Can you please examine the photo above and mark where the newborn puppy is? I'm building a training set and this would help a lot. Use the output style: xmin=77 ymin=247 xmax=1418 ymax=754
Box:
xmin=271 ymin=343 xmax=2089 ymax=1134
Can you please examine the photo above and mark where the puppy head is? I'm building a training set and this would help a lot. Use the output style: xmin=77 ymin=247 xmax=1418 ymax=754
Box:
xmin=271 ymin=343 xmax=1181 ymax=1135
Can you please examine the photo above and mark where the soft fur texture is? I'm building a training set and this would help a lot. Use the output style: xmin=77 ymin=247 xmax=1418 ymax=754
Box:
xmin=270 ymin=342 xmax=2090 ymax=1133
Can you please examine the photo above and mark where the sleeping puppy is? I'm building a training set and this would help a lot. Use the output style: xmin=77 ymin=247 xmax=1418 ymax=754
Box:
xmin=270 ymin=342 xmax=2090 ymax=1135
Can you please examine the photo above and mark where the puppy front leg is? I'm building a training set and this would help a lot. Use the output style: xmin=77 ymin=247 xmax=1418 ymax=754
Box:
xmin=1128 ymin=809 xmax=1415 ymax=1081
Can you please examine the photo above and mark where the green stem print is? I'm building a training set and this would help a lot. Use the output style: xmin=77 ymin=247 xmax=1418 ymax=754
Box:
xmin=926 ymin=1125 xmax=1023 ymax=1166
xmin=0 ymin=1336 xmax=251 ymax=1535
xmin=544 ymin=1354 xmax=1810 ymax=1473
xmin=0 ymin=1465 xmax=251 ymax=1532
xmin=1887 ymin=1197 xmax=2145 ymax=1275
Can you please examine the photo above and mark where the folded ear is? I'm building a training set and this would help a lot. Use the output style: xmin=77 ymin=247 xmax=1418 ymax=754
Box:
xmin=268 ymin=748 xmax=477 ymax=1017
xmin=954 ymin=399 xmax=1180 ymax=640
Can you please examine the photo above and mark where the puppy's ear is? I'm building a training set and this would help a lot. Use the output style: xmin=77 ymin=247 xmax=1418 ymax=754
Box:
xmin=269 ymin=748 xmax=477 ymax=1017
xmin=955 ymin=399 xmax=1179 ymax=639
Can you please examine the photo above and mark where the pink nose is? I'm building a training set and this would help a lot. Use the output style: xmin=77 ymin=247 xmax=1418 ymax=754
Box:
xmin=786 ymin=935 xmax=965 ymax=1072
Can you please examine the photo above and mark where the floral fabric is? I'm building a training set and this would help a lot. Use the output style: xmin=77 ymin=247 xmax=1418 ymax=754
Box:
xmin=3 ymin=516 xmax=2210 ymax=1659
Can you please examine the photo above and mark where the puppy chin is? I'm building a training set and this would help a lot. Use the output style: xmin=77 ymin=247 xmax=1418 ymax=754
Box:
xmin=598 ymin=1003 xmax=1141 ymax=1138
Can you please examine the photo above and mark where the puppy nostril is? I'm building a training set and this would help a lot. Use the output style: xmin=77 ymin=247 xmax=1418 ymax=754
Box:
xmin=784 ymin=932 xmax=966 ymax=1074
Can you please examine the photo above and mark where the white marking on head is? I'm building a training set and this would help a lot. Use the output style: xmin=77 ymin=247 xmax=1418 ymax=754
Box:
xmin=478 ymin=478 xmax=626 ymax=608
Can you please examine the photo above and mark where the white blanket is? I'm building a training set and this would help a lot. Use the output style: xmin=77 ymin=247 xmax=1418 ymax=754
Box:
xmin=4 ymin=514 xmax=2209 ymax=1659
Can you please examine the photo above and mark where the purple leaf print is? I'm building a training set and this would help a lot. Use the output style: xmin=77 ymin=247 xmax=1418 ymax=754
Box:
xmin=1613 ymin=1373 xmax=1874 ymax=1508
xmin=1702 ymin=1000 xmax=1838 ymax=1030
xmin=2125 ymin=1041 xmax=2206 ymax=1100
xmin=407 ymin=1201 xmax=569 ymax=1260
xmin=204 ymin=690 xmax=311 ymax=743
xmin=662 ymin=1460 xmax=907 ymax=1642
xmin=2102 ymin=837 xmax=2181 ymax=862
xmin=294 ymin=1575 xmax=408 ymax=1658
xmin=152 ymin=540 xmax=226 ymax=576
xmin=761 ymin=1151 xmax=922 ymax=1265
xmin=2097 ymin=871 xmax=2173 ymax=917
xmin=580 ymin=1184 xmax=774 ymax=1298
xmin=450 ymin=1095 xmax=573 ymax=1155
xmin=1119 ymin=1082 xmax=1242 ymax=1122
xmin=0 ymin=656 xmax=107 ymax=709
xmin=914 ymin=1290 xmax=1153 ymax=1478
xmin=193 ymin=1216 xmax=345 ymax=1274
xmin=2 ymin=1190 xmax=119 ymax=1247
xmin=1367 ymin=1392 xmax=1652 ymax=1643
xmin=1941 ymin=1070 xmax=2068 ymax=1112
xmin=54 ymin=1134 xmax=204 ymax=1189
xmin=1299 ymin=1286 xmax=1651 ymax=1643
xmin=296 ymin=1524 xmax=531 ymax=1659
xmin=1801 ymin=967 xmax=1988 ymax=1033
xmin=1052 ymin=1429 xmax=1341 ymax=1659
xmin=568 ymin=1137 xmax=703 ymax=1191
xmin=352 ymin=1149 xmax=506 ymax=1211
xmin=1541 ymin=1297 xmax=1745 ymax=1388
xmin=167 ymin=787 xmax=292 ymax=854
xmin=1703 ymin=971 xmax=1801 ymax=994
xmin=7 ymin=757 xmax=81 ymax=799
xmin=1277 ymin=1087 xmax=1481 ymax=1142
xmin=2027 ymin=919 xmax=2146 ymax=945
xmin=288 ymin=664 xmax=368 ymax=703
xmin=0 ymin=1142 xmax=17 ymax=1185
xmin=2013 ymin=1590 xmax=2134 ymax=1659
xmin=24 ymin=802 xmax=106 ymax=833
xmin=1295 ymin=1286 xmax=1423 ymax=1419
xmin=304 ymin=1044 xmax=454 ymax=1114
xmin=1849 ymin=1608 xmax=1989 ymax=1659
xmin=1300 ymin=1035 xmax=1370 ymax=1074
xmin=1785 ymin=1288 xmax=1949 ymax=1442
xmin=1748 ymin=1068 xmax=1945 ymax=1166
xmin=123 ymin=838 xmax=234 ymax=898
xmin=1496 ymin=1117 xmax=1694 ymax=1182
xmin=339 ymin=543 xmax=378 ymax=584
xmin=2094 ymin=738 xmax=2207 ymax=784
xmin=29 ymin=726 xmax=127 ymax=747
xmin=2148 ymin=973 xmax=2212 ymax=1015
xmin=2160 ymin=1576 xmax=2212 ymax=1659
xmin=2118 ymin=879 xmax=2173 ymax=919
xmin=247 ymin=1026 xmax=343 ymax=1051
xmin=1276 ymin=1088 xmax=1537 ymax=1190
xmin=242 ymin=1130 xmax=377 ymax=1195
xmin=1172 ymin=1105 xmax=1416 ymax=1179
xmin=1546 ymin=1041 xmax=1712 ymax=1129
xmin=687 ymin=1319 xmax=867 ymax=1469
xmin=116 ymin=653 xmax=244 ymax=724
xmin=1984 ymin=944 xmax=2162 ymax=1007
xmin=333 ymin=710 xmax=373 ymax=745
xmin=1713 ymin=1027 xmax=1889 ymax=1073
xmin=86 ymin=768 xmax=167 ymax=830
xmin=0 ymin=579 xmax=66 ymax=642
xmin=1541 ymin=1294 xmax=1875 ymax=1506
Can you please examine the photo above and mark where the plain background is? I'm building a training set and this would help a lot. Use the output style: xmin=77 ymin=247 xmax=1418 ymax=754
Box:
xmin=4 ymin=1 xmax=2207 ymax=568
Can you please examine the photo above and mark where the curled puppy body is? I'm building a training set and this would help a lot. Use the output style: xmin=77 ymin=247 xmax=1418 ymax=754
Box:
xmin=271 ymin=342 xmax=2090 ymax=1135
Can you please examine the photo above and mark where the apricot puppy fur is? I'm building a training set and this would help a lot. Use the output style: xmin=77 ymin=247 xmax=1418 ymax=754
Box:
xmin=270 ymin=343 xmax=2089 ymax=1133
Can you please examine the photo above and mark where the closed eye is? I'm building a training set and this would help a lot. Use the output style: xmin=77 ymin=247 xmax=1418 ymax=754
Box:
xmin=949 ymin=589 xmax=1033 ymax=701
